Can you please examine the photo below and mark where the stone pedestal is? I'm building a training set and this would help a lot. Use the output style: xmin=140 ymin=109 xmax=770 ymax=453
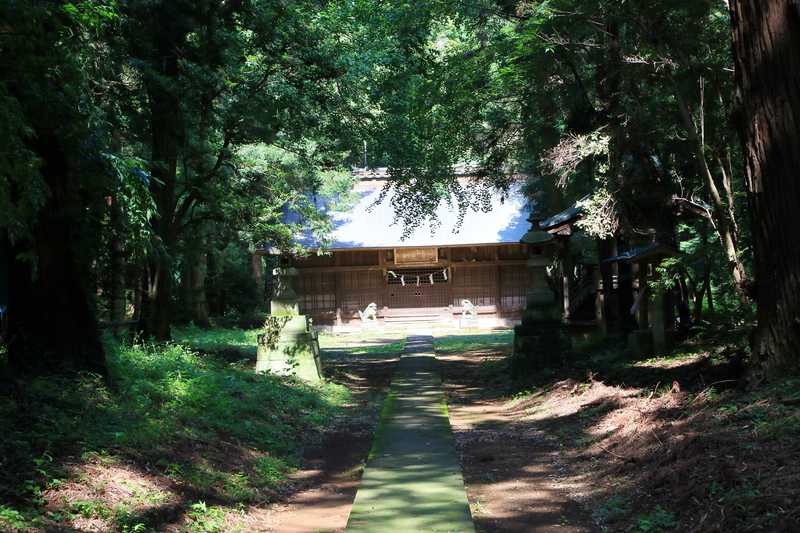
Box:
xmin=512 ymin=253 xmax=569 ymax=379
xmin=256 ymin=315 xmax=323 ymax=382
xmin=360 ymin=319 xmax=381 ymax=332
xmin=627 ymin=328 xmax=654 ymax=356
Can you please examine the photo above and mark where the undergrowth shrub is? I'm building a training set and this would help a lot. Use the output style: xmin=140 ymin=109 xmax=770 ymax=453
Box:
xmin=0 ymin=338 xmax=349 ymax=528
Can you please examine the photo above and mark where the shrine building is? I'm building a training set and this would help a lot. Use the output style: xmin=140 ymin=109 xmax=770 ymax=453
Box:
xmin=276 ymin=169 xmax=534 ymax=327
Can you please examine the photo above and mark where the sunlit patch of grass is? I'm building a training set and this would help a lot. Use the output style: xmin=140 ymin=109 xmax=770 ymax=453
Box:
xmin=252 ymin=456 xmax=295 ymax=487
xmin=318 ymin=331 xmax=405 ymax=349
xmin=173 ymin=325 xmax=260 ymax=359
xmin=631 ymin=351 xmax=704 ymax=368
xmin=432 ymin=330 xmax=514 ymax=354
xmin=327 ymin=341 xmax=405 ymax=358
xmin=0 ymin=338 xmax=350 ymax=530
xmin=187 ymin=501 xmax=238 ymax=532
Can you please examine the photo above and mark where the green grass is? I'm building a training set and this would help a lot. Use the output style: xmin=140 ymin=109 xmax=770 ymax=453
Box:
xmin=367 ymin=390 xmax=396 ymax=460
xmin=317 ymin=331 xmax=406 ymax=359
xmin=432 ymin=330 xmax=514 ymax=354
xmin=0 ymin=336 xmax=350 ymax=530
xmin=173 ymin=324 xmax=260 ymax=359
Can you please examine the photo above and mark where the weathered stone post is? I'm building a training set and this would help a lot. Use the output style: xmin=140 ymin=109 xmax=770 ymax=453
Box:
xmin=651 ymin=288 xmax=668 ymax=354
xmin=511 ymin=218 xmax=568 ymax=379
xmin=269 ymin=266 xmax=300 ymax=315
xmin=256 ymin=267 xmax=323 ymax=382
xmin=627 ymin=261 xmax=654 ymax=355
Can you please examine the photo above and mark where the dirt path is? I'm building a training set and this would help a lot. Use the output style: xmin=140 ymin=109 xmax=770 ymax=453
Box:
xmin=438 ymin=349 xmax=597 ymax=533
xmin=252 ymin=336 xmax=400 ymax=532
xmin=257 ymin=333 xmax=596 ymax=533
xmin=249 ymin=440 xmax=364 ymax=531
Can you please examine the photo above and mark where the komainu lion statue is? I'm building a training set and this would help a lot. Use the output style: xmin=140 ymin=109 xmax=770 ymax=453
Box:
xmin=358 ymin=302 xmax=378 ymax=322
xmin=461 ymin=299 xmax=478 ymax=319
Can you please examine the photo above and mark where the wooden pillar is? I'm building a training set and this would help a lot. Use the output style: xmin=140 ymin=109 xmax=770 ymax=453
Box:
xmin=634 ymin=261 xmax=649 ymax=329
xmin=492 ymin=247 xmax=501 ymax=313
xmin=652 ymin=288 xmax=667 ymax=354
xmin=561 ymin=243 xmax=572 ymax=322
xmin=599 ymin=238 xmax=618 ymax=327
xmin=594 ymin=268 xmax=607 ymax=336
xmin=334 ymin=252 xmax=343 ymax=325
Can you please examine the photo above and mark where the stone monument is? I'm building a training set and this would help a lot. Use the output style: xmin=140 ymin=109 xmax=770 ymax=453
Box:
xmin=511 ymin=217 xmax=569 ymax=378
xmin=256 ymin=267 xmax=323 ymax=382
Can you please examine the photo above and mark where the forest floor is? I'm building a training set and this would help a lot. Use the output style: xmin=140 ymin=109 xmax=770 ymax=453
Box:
xmin=0 ymin=328 xmax=402 ymax=532
xmin=435 ymin=328 xmax=800 ymax=532
xmin=2 ymin=325 xmax=799 ymax=532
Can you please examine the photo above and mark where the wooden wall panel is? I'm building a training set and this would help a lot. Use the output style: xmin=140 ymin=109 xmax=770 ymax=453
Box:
xmin=499 ymin=265 xmax=530 ymax=310
xmin=498 ymin=244 xmax=528 ymax=260
xmin=297 ymin=271 xmax=336 ymax=314
xmin=293 ymin=244 xmax=531 ymax=320
xmin=451 ymin=265 xmax=497 ymax=307
xmin=337 ymin=270 xmax=383 ymax=319
xmin=339 ymin=250 xmax=380 ymax=267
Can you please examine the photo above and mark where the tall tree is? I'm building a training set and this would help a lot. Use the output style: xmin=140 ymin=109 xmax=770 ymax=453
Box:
xmin=730 ymin=0 xmax=800 ymax=376
xmin=122 ymin=0 xmax=354 ymax=339
xmin=0 ymin=2 xmax=118 ymax=376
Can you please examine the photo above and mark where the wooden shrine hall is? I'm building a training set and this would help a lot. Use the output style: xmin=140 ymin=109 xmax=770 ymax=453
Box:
xmin=272 ymin=170 xmax=534 ymax=327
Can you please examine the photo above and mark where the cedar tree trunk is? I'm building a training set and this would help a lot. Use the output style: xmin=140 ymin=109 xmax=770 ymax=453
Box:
xmin=730 ymin=0 xmax=800 ymax=376
xmin=137 ymin=7 xmax=186 ymax=341
xmin=6 ymin=134 xmax=106 ymax=377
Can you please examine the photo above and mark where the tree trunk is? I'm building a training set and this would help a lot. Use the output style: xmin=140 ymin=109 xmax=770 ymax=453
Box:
xmin=251 ymin=253 xmax=265 ymax=309
xmin=184 ymin=251 xmax=210 ymax=328
xmin=192 ymin=254 xmax=210 ymax=327
xmin=131 ymin=265 xmax=143 ymax=322
xmin=6 ymin=134 xmax=106 ymax=377
xmin=730 ymin=0 xmax=800 ymax=377
xmin=674 ymin=88 xmax=751 ymax=303
xmin=109 ymin=195 xmax=126 ymax=328
xmin=0 ymin=232 xmax=9 ymax=343
xmin=206 ymin=249 xmax=222 ymax=316
xmin=137 ymin=7 xmax=185 ymax=341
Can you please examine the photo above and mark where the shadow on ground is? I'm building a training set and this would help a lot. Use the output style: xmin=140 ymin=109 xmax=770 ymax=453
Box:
xmin=436 ymin=329 xmax=800 ymax=532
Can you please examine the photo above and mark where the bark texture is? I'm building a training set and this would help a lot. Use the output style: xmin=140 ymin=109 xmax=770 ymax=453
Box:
xmin=730 ymin=0 xmax=800 ymax=376
xmin=136 ymin=4 xmax=187 ymax=340
xmin=109 ymin=195 xmax=127 ymax=325
xmin=6 ymin=134 xmax=106 ymax=377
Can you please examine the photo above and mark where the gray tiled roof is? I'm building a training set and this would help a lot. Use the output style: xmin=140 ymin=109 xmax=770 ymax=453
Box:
xmin=292 ymin=179 xmax=531 ymax=250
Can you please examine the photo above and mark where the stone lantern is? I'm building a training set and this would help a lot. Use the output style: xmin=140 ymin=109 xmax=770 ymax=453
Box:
xmin=511 ymin=216 xmax=568 ymax=378
xmin=256 ymin=266 xmax=323 ymax=382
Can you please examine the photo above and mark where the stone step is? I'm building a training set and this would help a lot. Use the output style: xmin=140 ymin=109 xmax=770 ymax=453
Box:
xmin=382 ymin=314 xmax=443 ymax=323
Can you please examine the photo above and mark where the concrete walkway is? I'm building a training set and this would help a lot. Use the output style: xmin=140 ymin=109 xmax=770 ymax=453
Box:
xmin=346 ymin=336 xmax=474 ymax=533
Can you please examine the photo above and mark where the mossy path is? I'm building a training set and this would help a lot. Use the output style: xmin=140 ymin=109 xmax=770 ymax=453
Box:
xmin=346 ymin=336 xmax=474 ymax=532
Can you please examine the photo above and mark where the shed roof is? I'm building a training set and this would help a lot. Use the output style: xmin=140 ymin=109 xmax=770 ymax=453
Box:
xmin=602 ymin=242 xmax=679 ymax=263
xmin=540 ymin=197 xmax=586 ymax=231
xmin=292 ymin=178 xmax=531 ymax=250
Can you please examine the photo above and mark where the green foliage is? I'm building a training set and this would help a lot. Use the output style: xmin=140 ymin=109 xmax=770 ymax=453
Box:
xmin=261 ymin=316 xmax=292 ymax=349
xmin=0 ymin=505 xmax=32 ymax=530
xmin=593 ymin=494 xmax=630 ymax=524
xmin=252 ymin=456 xmax=294 ymax=487
xmin=187 ymin=501 xmax=231 ymax=533
xmin=636 ymin=506 xmax=677 ymax=532
xmin=0 ymin=337 xmax=349 ymax=524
